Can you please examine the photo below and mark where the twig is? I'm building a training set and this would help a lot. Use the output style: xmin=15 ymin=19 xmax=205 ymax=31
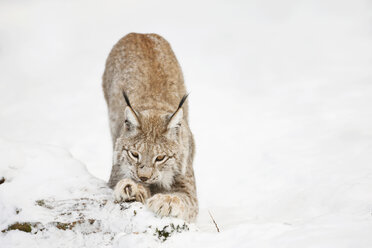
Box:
xmin=208 ymin=210 xmax=220 ymax=233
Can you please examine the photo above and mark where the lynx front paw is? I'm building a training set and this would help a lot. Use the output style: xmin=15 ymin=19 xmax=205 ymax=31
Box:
xmin=146 ymin=194 xmax=186 ymax=220
xmin=114 ymin=178 xmax=150 ymax=204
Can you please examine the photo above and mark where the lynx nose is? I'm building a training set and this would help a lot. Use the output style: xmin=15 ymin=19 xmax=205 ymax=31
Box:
xmin=139 ymin=176 xmax=149 ymax=182
xmin=137 ymin=166 xmax=152 ymax=182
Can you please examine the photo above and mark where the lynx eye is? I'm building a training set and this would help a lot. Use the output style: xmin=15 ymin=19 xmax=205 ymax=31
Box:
xmin=155 ymin=155 xmax=166 ymax=162
xmin=128 ymin=151 xmax=139 ymax=160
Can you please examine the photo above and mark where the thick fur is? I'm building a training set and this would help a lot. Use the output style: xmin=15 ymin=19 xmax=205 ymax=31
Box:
xmin=102 ymin=33 xmax=198 ymax=222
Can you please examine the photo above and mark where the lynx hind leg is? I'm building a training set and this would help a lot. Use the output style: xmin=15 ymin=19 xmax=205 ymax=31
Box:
xmin=114 ymin=178 xmax=150 ymax=204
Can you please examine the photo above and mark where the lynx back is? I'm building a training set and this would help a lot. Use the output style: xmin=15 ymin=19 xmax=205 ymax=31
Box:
xmin=102 ymin=33 xmax=198 ymax=222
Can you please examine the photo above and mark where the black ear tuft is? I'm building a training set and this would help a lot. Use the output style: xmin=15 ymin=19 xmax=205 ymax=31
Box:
xmin=178 ymin=93 xmax=189 ymax=110
xmin=123 ymin=91 xmax=132 ymax=109
xmin=123 ymin=91 xmax=140 ymax=127
xmin=169 ymin=93 xmax=189 ymax=120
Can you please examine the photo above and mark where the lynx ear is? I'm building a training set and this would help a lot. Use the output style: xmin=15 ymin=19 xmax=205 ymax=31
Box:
xmin=124 ymin=106 xmax=139 ymax=128
xmin=167 ymin=108 xmax=183 ymax=129
xmin=123 ymin=91 xmax=139 ymax=129
xmin=167 ymin=94 xmax=188 ymax=131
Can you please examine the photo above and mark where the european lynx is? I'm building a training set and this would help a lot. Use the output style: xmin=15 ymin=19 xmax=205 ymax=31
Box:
xmin=102 ymin=33 xmax=198 ymax=222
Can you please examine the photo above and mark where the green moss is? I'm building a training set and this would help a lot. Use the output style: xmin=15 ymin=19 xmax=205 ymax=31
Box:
xmin=2 ymin=219 xmax=99 ymax=234
xmin=155 ymin=226 xmax=171 ymax=241
xmin=53 ymin=219 xmax=96 ymax=230
xmin=35 ymin=199 xmax=45 ymax=207
xmin=154 ymin=223 xmax=190 ymax=242
xmin=2 ymin=222 xmax=32 ymax=233
xmin=55 ymin=222 xmax=72 ymax=230
xmin=35 ymin=199 xmax=53 ymax=209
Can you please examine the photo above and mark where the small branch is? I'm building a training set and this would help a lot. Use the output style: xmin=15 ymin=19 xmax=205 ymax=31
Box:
xmin=208 ymin=210 xmax=220 ymax=233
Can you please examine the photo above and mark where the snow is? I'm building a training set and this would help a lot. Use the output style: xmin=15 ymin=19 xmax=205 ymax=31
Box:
xmin=0 ymin=139 xmax=195 ymax=247
xmin=1 ymin=0 xmax=372 ymax=247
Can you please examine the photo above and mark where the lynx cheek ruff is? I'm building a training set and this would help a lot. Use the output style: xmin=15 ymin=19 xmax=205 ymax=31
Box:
xmin=103 ymin=33 xmax=198 ymax=222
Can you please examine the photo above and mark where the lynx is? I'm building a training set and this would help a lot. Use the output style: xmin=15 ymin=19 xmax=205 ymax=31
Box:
xmin=102 ymin=33 xmax=198 ymax=222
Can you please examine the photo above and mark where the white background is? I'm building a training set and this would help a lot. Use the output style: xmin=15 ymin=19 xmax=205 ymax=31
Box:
xmin=1 ymin=0 xmax=372 ymax=246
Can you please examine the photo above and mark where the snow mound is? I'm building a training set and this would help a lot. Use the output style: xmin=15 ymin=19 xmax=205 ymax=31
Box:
xmin=0 ymin=139 xmax=195 ymax=248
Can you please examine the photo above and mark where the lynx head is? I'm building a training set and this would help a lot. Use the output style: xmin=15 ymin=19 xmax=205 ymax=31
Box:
xmin=114 ymin=92 xmax=190 ymax=189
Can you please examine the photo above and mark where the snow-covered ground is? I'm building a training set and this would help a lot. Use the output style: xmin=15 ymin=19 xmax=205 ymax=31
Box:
xmin=1 ymin=0 xmax=372 ymax=247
